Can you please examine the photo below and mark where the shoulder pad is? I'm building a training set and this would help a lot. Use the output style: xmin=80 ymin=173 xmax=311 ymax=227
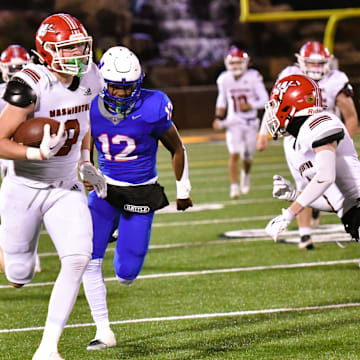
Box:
xmin=312 ymin=129 xmax=344 ymax=148
xmin=340 ymin=83 xmax=354 ymax=97
xmin=2 ymin=78 xmax=37 ymax=108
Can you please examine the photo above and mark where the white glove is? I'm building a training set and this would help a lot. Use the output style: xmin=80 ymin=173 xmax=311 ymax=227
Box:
xmin=40 ymin=122 xmax=67 ymax=159
xmin=79 ymin=162 xmax=107 ymax=199
xmin=272 ymin=175 xmax=299 ymax=202
xmin=265 ymin=208 xmax=294 ymax=242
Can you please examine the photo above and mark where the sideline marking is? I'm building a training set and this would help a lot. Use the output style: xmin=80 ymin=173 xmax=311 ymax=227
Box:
xmin=1 ymin=302 xmax=360 ymax=333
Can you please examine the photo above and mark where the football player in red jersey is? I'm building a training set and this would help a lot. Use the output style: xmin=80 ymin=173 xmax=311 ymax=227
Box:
xmin=0 ymin=13 xmax=104 ymax=360
xmin=265 ymin=74 xmax=360 ymax=242
xmin=213 ymin=46 xmax=269 ymax=198
xmin=257 ymin=41 xmax=358 ymax=249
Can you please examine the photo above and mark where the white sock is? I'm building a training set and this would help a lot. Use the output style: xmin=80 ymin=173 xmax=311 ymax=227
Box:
xmin=83 ymin=258 xmax=110 ymax=332
xmin=241 ymin=171 xmax=249 ymax=182
xmin=38 ymin=255 xmax=89 ymax=352
xmin=299 ymin=227 xmax=312 ymax=237
xmin=37 ymin=323 xmax=62 ymax=353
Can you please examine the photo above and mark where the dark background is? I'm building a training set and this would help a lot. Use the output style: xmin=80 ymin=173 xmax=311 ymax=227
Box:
xmin=0 ymin=0 xmax=360 ymax=129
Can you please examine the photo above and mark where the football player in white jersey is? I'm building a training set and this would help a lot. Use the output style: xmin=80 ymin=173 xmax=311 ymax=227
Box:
xmin=0 ymin=44 xmax=42 ymax=273
xmin=213 ymin=46 xmax=269 ymax=198
xmin=264 ymin=74 xmax=360 ymax=244
xmin=257 ymin=41 xmax=358 ymax=249
xmin=0 ymin=14 xmax=103 ymax=360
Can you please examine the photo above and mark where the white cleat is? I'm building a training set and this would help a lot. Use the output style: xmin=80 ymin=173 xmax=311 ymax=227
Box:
xmin=87 ymin=329 xmax=116 ymax=350
xmin=35 ymin=254 xmax=42 ymax=273
xmin=230 ymin=184 xmax=240 ymax=199
xmin=32 ymin=350 xmax=64 ymax=360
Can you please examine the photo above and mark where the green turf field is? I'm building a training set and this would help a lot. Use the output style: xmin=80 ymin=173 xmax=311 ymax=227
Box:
xmin=1 ymin=133 xmax=360 ymax=360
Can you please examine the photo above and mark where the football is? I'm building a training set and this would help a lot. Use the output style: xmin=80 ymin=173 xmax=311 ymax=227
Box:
xmin=13 ymin=117 xmax=60 ymax=147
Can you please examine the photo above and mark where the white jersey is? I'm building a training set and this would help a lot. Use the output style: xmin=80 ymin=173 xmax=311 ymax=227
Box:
xmin=277 ymin=65 xmax=351 ymax=216
xmin=294 ymin=111 xmax=360 ymax=215
xmin=284 ymin=135 xmax=344 ymax=215
xmin=0 ymin=82 xmax=7 ymax=112
xmin=216 ymin=69 xmax=268 ymax=127
xmin=0 ymin=82 xmax=12 ymax=178
xmin=7 ymin=63 xmax=102 ymax=187
xmin=278 ymin=65 xmax=349 ymax=114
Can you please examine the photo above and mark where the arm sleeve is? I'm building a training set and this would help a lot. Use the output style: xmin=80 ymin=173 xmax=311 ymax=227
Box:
xmin=295 ymin=150 xmax=336 ymax=208
xmin=215 ymin=76 xmax=227 ymax=109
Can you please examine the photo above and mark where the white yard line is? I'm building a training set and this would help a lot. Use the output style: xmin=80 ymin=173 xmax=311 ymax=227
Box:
xmin=0 ymin=258 xmax=357 ymax=290
xmin=1 ymin=301 xmax=359 ymax=333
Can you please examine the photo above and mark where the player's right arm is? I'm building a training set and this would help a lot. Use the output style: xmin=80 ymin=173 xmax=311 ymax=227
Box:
xmin=0 ymin=78 xmax=66 ymax=161
xmin=159 ymin=123 xmax=193 ymax=211
xmin=213 ymin=74 xmax=227 ymax=130
xmin=0 ymin=101 xmax=34 ymax=159
xmin=336 ymin=90 xmax=358 ymax=138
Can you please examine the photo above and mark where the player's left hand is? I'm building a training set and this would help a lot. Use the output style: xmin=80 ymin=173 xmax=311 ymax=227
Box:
xmin=265 ymin=208 xmax=294 ymax=242
xmin=272 ymin=175 xmax=298 ymax=202
xmin=79 ymin=162 xmax=107 ymax=198
xmin=176 ymin=197 xmax=193 ymax=211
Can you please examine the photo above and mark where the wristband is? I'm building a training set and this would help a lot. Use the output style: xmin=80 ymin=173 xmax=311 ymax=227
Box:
xmin=26 ymin=147 xmax=42 ymax=160
xmin=80 ymin=149 xmax=90 ymax=163
xmin=176 ymin=179 xmax=191 ymax=199
xmin=176 ymin=147 xmax=191 ymax=199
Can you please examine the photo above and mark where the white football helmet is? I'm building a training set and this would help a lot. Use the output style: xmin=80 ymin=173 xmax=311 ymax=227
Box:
xmin=295 ymin=41 xmax=332 ymax=81
xmin=224 ymin=46 xmax=249 ymax=77
xmin=98 ymin=46 xmax=144 ymax=115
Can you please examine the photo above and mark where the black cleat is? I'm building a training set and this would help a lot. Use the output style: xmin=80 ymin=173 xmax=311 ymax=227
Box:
xmin=298 ymin=235 xmax=314 ymax=250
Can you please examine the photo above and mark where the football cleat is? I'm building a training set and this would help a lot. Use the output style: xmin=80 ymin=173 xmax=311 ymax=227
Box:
xmin=230 ymin=184 xmax=240 ymax=199
xmin=298 ymin=235 xmax=314 ymax=250
xmin=87 ymin=329 xmax=116 ymax=350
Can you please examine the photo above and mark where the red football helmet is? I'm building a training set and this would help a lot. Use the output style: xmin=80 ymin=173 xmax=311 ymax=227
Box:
xmin=224 ymin=46 xmax=249 ymax=77
xmin=0 ymin=45 xmax=31 ymax=82
xmin=265 ymin=74 xmax=324 ymax=138
xmin=34 ymin=13 xmax=93 ymax=76
xmin=296 ymin=41 xmax=332 ymax=80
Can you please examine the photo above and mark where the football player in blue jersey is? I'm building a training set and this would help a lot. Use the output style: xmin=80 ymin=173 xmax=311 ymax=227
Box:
xmin=81 ymin=46 xmax=193 ymax=350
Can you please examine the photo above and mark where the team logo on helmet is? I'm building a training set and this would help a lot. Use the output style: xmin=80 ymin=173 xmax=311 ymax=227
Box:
xmin=272 ymin=80 xmax=300 ymax=100
xmin=37 ymin=23 xmax=56 ymax=37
